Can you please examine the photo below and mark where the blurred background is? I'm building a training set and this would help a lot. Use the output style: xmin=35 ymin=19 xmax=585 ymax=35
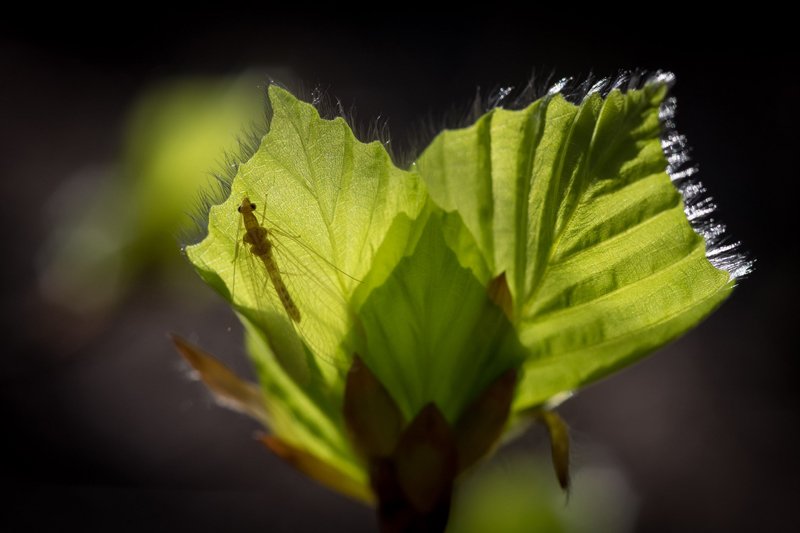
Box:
xmin=2 ymin=13 xmax=797 ymax=532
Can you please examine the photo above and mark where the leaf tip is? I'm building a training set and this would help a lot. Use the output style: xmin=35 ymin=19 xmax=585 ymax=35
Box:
xmin=487 ymin=272 xmax=514 ymax=320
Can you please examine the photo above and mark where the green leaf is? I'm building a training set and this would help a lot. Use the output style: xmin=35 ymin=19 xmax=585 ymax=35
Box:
xmin=185 ymin=85 xmax=426 ymax=478
xmin=187 ymin=85 xmax=426 ymax=371
xmin=416 ymin=81 xmax=734 ymax=410
xmin=183 ymin=78 xmax=746 ymax=515
xmin=357 ymin=212 xmax=527 ymax=424
xmin=242 ymin=316 xmax=366 ymax=486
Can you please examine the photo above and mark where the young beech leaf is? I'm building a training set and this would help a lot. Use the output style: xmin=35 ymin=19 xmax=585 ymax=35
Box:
xmin=187 ymin=84 xmax=427 ymax=380
xmin=416 ymin=79 xmax=739 ymax=410
xmin=356 ymin=212 xmax=527 ymax=424
xmin=261 ymin=435 xmax=374 ymax=503
xmin=181 ymin=76 xmax=748 ymax=522
xmin=241 ymin=309 xmax=368 ymax=490
xmin=185 ymin=85 xmax=427 ymax=483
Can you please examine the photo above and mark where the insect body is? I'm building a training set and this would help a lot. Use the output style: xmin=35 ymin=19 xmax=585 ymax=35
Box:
xmin=237 ymin=196 xmax=301 ymax=322
xmin=232 ymin=193 xmax=359 ymax=372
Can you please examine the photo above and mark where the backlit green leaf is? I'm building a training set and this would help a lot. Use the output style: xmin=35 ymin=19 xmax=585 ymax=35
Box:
xmin=416 ymin=80 xmax=735 ymax=410
xmin=182 ymin=77 xmax=748 ymax=515
xmin=357 ymin=212 xmax=526 ymax=423
xmin=185 ymin=84 xmax=426 ymax=478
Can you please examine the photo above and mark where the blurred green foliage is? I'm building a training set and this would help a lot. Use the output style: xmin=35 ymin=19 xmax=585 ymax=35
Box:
xmin=39 ymin=75 xmax=263 ymax=314
xmin=448 ymin=452 xmax=636 ymax=533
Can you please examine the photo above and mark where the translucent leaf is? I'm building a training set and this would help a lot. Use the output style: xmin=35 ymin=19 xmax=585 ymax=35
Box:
xmin=183 ymin=78 xmax=745 ymax=513
xmin=416 ymin=80 xmax=734 ymax=409
xmin=188 ymin=85 xmax=426 ymax=368
xmin=185 ymin=84 xmax=426 ymax=478
xmin=357 ymin=212 xmax=527 ymax=424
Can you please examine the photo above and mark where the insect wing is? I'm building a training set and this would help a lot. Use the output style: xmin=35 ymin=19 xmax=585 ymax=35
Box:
xmin=268 ymin=229 xmax=354 ymax=368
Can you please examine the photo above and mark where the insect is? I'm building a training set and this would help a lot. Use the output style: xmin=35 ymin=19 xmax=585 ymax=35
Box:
xmin=230 ymin=194 xmax=357 ymax=372
xmin=236 ymin=196 xmax=301 ymax=322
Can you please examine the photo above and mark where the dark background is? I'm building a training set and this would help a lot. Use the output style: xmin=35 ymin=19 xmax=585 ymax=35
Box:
xmin=2 ymin=14 xmax=797 ymax=532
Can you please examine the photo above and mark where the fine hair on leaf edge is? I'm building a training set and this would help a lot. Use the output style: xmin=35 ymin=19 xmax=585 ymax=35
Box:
xmin=180 ymin=70 xmax=753 ymax=282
